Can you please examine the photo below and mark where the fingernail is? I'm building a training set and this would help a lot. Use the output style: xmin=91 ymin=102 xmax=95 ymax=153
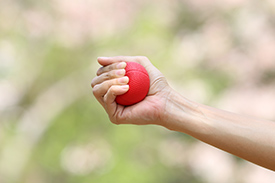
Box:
xmin=120 ymin=85 xmax=129 ymax=90
xmin=115 ymin=69 xmax=125 ymax=76
xmin=117 ymin=62 xmax=126 ymax=69
xmin=118 ymin=76 xmax=129 ymax=84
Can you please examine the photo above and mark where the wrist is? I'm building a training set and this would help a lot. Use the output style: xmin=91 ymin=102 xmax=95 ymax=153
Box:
xmin=163 ymin=90 xmax=210 ymax=136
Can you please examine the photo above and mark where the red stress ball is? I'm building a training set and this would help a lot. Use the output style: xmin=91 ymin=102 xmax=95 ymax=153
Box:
xmin=115 ymin=62 xmax=150 ymax=106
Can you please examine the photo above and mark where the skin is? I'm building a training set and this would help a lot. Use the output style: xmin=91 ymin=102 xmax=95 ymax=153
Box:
xmin=91 ymin=56 xmax=275 ymax=171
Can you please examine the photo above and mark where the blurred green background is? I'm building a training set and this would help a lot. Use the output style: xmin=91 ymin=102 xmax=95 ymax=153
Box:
xmin=1 ymin=0 xmax=275 ymax=183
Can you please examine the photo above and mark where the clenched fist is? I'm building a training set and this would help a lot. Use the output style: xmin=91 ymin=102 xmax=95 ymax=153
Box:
xmin=91 ymin=56 xmax=172 ymax=126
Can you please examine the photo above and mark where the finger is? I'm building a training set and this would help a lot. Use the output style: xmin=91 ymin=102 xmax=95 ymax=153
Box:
xmin=92 ymin=77 xmax=129 ymax=104
xmin=98 ymin=56 xmax=154 ymax=75
xmin=91 ymin=69 xmax=126 ymax=88
xmin=103 ymin=85 xmax=129 ymax=118
xmin=97 ymin=56 xmax=138 ymax=66
xmin=97 ymin=62 xmax=126 ymax=76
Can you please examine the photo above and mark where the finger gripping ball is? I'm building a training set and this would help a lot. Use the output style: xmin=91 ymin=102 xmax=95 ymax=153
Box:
xmin=116 ymin=62 xmax=150 ymax=106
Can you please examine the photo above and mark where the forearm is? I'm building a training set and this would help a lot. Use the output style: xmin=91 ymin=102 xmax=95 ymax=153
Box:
xmin=164 ymin=91 xmax=275 ymax=171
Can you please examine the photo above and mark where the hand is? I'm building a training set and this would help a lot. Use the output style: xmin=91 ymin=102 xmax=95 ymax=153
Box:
xmin=91 ymin=56 xmax=275 ymax=172
xmin=91 ymin=56 xmax=172 ymax=126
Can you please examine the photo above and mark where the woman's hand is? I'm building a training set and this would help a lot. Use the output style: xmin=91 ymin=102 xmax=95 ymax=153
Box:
xmin=92 ymin=56 xmax=275 ymax=171
xmin=91 ymin=56 xmax=172 ymax=126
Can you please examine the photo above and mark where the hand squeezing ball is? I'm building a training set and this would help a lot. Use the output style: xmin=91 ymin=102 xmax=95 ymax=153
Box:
xmin=116 ymin=62 xmax=150 ymax=106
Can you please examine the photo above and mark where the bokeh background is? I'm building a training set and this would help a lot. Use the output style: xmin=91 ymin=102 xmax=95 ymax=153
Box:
xmin=1 ymin=0 xmax=275 ymax=183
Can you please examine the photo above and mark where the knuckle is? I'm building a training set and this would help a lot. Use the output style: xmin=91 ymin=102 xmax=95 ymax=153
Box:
xmin=110 ymin=70 xmax=117 ymax=77
xmin=103 ymin=72 xmax=110 ymax=80
xmin=92 ymin=85 xmax=103 ymax=98
xmin=91 ymin=77 xmax=97 ymax=88
xmin=140 ymin=56 xmax=148 ymax=60
xmin=108 ymin=85 xmax=115 ymax=93
xmin=102 ymin=72 xmax=115 ymax=82
xmin=109 ymin=63 xmax=117 ymax=70
xmin=114 ymin=56 xmax=124 ymax=61
xmin=92 ymin=86 xmax=98 ymax=96
xmin=101 ymin=80 xmax=113 ymax=92
xmin=111 ymin=120 xmax=120 ymax=125
xmin=137 ymin=56 xmax=148 ymax=61
xmin=133 ymin=56 xmax=149 ymax=65
xmin=96 ymin=67 xmax=103 ymax=76
xmin=110 ymin=116 xmax=122 ymax=125
xmin=104 ymin=79 xmax=114 ymax=89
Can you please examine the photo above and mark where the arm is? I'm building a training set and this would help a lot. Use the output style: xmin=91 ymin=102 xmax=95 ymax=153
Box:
xmin=165 ymin=91 xmax=275 ymax=171
xmin=91 ymin=56 xmax=275 ymax=171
